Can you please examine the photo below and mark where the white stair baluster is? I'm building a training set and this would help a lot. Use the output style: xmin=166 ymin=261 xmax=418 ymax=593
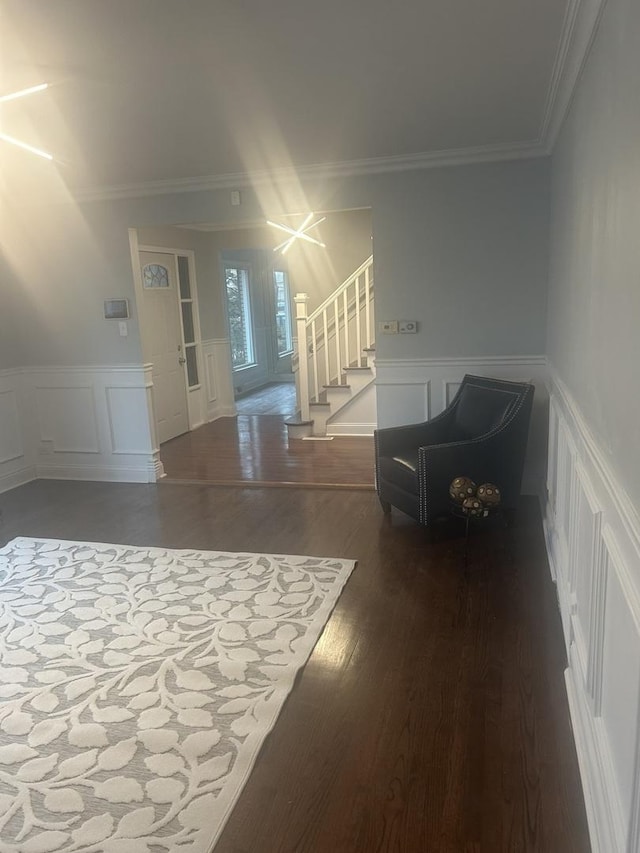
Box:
xmin=323 ymin=309 xmax=329 ymax=389
xmin=294 ymin=293 xmax=310 ymax=421
xmin=355 ymin=274 xmax=361 ymax=362
xmin=343 ymin=289 xmax=349 ymax=372
xmin=334 ymin=300 xmax=340 ymax=384
xmin=365 ymin=266 xmax=371 ymax=348
xmin=311 ymin=318 xmax=319 ymax=402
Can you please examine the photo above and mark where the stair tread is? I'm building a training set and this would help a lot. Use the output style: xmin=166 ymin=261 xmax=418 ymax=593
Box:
xmin=284 ymin=417 xmax=314 ymax=426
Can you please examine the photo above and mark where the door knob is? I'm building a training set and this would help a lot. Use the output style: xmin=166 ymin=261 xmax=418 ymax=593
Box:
xmin=178 ymin=357 xmax=186 ymax=365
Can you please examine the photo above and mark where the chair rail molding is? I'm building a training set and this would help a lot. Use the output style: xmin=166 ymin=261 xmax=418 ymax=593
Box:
xmin=544 ymin=362 xmax=640 ymax=853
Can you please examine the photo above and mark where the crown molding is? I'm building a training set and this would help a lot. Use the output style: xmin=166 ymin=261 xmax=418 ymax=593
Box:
xmin=539 ymin=0 xmax=608 ymax=151
xmin=72 ymin=140 xmax=546 ymax=203
xmin=50 ymin=1 xmax=608 ymax=206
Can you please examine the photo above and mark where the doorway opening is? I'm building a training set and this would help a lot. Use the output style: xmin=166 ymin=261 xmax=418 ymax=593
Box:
xmin=222 ymin=250 xmax=295 ymax=416
xmin=131 ymin=208 xmax=375 ymax=488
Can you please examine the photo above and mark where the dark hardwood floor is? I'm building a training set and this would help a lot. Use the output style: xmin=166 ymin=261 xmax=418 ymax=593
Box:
xmin=235 ymin=382 xmax=297 ymax=415
xmin=160 ymin=415 xmax=376 ymax=489
xmin=0 ymin=481 xmax=590 ymax=852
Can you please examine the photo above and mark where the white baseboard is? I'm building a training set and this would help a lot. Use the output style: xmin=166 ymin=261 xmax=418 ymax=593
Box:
xmin=327 ymin=422 xmax=376 ymax=436
xmin=36 ymin=462 xmax=157 ymax=484
xmin=0 ymin=465 xmax=37 ymax=495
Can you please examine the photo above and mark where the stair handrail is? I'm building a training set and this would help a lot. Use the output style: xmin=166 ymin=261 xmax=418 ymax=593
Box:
xmin=305 ymin=255 xmax=373 ymax=327
xmin=293 ymin=254 xmax=374 ymax=423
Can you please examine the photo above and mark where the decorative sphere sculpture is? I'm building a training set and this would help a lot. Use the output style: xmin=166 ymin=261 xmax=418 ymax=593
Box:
xmin=476 ymin=483 xmax=501 ymax=506
xmin=449 ymin=476 xmax=477 ymax=504
xmin=462 ymin=496 xmax=486 ymax=517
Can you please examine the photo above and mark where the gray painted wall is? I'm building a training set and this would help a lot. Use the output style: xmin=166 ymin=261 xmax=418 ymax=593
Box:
xmin=548 ymin=0 xmax=640 ymax=508
xmin=6 ymin=158 xmax=549 ymax=373
xmin=136 ymin=210 xmax=372 ymax=345
xmin=0 ymin=254 xmax=26 ymax=369
xmin=372 ymin=160 xmax=550 ymax=358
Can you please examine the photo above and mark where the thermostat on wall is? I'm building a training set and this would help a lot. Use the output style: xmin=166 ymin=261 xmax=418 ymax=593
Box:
xmin=104 ymin=299 xmax=130 ymax=320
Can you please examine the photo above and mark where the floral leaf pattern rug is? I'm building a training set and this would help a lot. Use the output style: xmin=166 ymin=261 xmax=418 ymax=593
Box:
xmin=0 ymin=537 xmax=355 ymax=852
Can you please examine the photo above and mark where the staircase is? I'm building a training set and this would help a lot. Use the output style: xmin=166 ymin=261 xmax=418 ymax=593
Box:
xmin=286 ymin=255 xmax=375 ymax=438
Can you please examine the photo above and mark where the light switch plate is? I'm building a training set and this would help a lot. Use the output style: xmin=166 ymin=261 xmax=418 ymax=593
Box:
xmin=399 ymin=320 xmax=418 ymax=333
xmin=378 ymin=320 xmax=398 ymax=334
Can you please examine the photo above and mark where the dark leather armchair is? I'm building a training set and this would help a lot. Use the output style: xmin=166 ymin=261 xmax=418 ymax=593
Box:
xmin=374 ymin=375 xmax=534 ymax=525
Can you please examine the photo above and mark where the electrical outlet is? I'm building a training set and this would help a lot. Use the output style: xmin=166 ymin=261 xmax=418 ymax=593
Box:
xmin=378 ymin=320 xmax=398 ymax=334
xmin=399 ymin=320 xmax=418 ymax=334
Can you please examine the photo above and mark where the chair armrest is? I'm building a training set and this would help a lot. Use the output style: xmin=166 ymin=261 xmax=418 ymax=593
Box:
xmin=375 ymin=414 xmax=451 ymax=457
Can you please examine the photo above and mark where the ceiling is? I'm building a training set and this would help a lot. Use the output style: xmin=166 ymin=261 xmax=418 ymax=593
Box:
xmin=1 ymin=0 xmax=569 ymax=194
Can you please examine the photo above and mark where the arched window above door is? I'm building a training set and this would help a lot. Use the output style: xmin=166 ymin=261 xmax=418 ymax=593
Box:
xmin=143 ymin=263 xmax=170 ymax=288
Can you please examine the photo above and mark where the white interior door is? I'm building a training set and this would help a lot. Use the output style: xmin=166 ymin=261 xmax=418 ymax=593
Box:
xmin=139 ymin=251 xmax=189 ymax=444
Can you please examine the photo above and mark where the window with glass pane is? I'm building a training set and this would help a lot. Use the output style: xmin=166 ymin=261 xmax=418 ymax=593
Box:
xmin=225 ymin=266 xmax=254 ymax=369
xmin=273 ymin=270 xmax=292 ymax=356
xmin=143 ymin=264 xmax=169 ymax=288
xmin=185 ymin=346 xmax=199 ymax=387
xmin=176 ymin=256 xmax=200 ymax=388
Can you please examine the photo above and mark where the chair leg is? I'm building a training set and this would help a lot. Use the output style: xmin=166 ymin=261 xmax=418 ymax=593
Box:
xmin=378 ymin=496 xmax=392 ymax=514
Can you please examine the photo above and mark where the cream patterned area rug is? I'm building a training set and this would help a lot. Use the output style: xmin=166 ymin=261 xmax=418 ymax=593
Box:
xmin=0 ymin=537 xmax=355 ymax=852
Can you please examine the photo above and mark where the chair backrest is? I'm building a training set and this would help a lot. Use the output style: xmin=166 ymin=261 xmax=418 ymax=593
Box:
xmin=449 ymin=375 xmax=531 ymax=441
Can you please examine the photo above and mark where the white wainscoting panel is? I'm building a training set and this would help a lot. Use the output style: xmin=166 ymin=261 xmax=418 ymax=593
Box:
xmin=375 ymin=356 xmax=548 ymax=495
xmin=107 ymin=386 xmax=155 ymax=455
xmin=201 ymin=339 xmax=236 ymax=421
xmin=544 ymin=365 xmax=640 ymax=853
xmin=0 ymin=370 xmax=36 ymax=493
xmin=27 ymin=366 xmax=160 ymax=484
xmin=0 ymin=389 xmax=23 ymax=463
xmin=36 ymin=386 xmax=100 ymax=454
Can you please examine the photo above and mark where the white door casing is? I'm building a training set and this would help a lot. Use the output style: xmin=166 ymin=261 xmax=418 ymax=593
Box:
xmin=139 ymin=251 xmax=189 ymax=444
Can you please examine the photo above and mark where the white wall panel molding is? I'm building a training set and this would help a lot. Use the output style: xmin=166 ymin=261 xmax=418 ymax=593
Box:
xmin=0 ymin=389 xmax=24 ymax=464
xmin=0 ymin=370 xmax=36 ymax=494
xmin=35 ymin=385 xmax=101 ymax=454
xmin=0 ymin=365 xmax=160 ymax=488
xmin=201 ymin=339 xmax=235 ymax=422
xmin=544 ymin=365 xmax=640 ymax=853
xmin=548 ymin=365 xmax=640 ymax=562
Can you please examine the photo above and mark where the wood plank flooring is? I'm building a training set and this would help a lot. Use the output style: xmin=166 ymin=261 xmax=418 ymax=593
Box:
xmin=0 ymin=480 xmax=590 ymax=852
xmin=160 ymin=415 xmax=376 ymax=489
xmin=235 ymin=382 xmax=297 ymax=415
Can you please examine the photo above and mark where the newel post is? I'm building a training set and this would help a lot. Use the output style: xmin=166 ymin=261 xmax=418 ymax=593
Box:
xmin=294 ymin=293 xmax=310 ymax=422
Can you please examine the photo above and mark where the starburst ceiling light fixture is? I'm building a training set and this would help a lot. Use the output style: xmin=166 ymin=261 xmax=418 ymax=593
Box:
xmin=0 ymin=82 xmax=53 ymax=160
xmin=267 ymin=212 xmax=327 ymax=255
